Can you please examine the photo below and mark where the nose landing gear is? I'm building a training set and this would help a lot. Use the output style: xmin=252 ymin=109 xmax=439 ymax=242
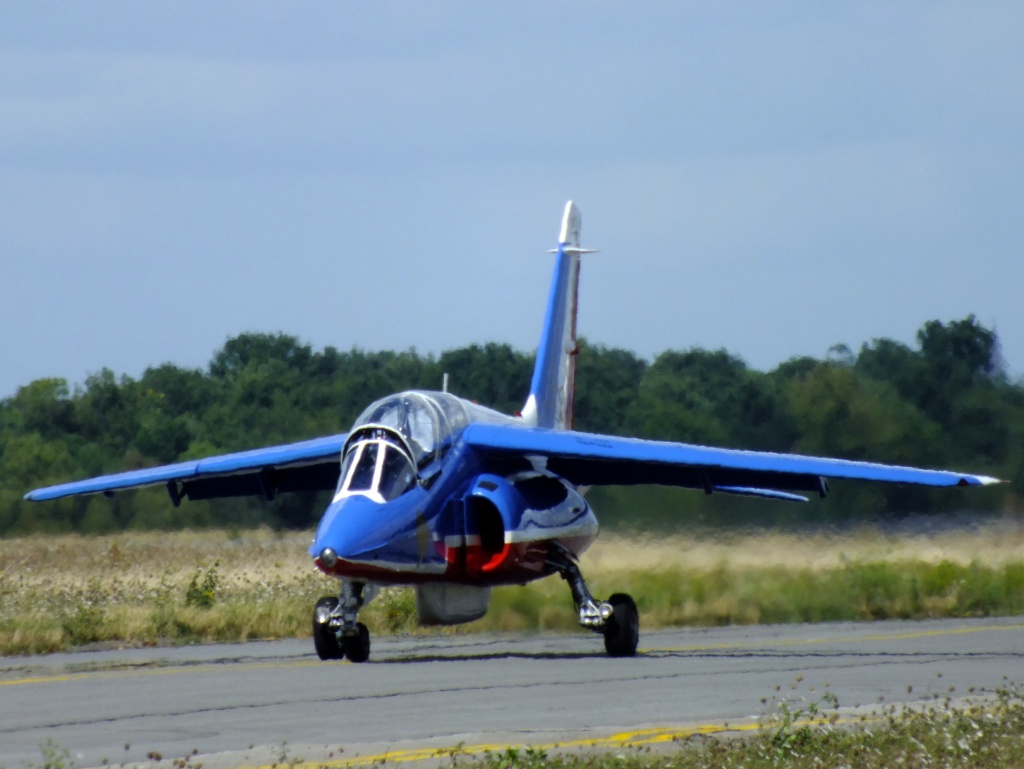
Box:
xmin=312 ymin=580 xmax=376 ymax=662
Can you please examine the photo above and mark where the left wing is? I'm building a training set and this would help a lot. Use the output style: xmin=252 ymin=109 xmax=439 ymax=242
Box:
xmin=463 ymin=423 xmax=1001 ymax=496
xmin=25 ymin=433 xmax=348 ymax=504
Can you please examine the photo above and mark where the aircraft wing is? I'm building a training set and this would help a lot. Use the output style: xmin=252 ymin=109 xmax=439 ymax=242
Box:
xmin=462 ymin=423 xmax=1001 ymax=496
xmin=24 ymin=433 xmax=348 ymax=504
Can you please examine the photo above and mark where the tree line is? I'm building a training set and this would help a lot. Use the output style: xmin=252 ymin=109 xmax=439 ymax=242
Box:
xmin=1 ymin=315 xmax=1020 ymax=535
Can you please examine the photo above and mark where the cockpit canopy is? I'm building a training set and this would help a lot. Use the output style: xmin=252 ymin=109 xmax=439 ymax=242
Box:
xmin=351 ymin=391 xmax=470 ymax=467
xmin=335 ymin=392 xmax=471 ymax=503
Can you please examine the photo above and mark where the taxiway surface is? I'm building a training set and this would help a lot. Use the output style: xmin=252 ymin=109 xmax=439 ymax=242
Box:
xmin=2 ymin=617 xmax=1022 ymax=767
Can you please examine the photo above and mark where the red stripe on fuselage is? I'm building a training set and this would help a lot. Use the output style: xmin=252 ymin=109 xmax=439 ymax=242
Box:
xmin=562 ymin=256 xmax=579 ymax=431
xmin=314 ymin=532 xmax=596 ymax=586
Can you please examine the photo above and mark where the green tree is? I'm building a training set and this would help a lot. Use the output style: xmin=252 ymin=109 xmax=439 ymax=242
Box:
xmin=6 ymin=379 xmax=77 ymax=440
xmin=625 ymin=348 xmax=792 ymax=450
xmin=0 ymin=432 xmax=79 ymax=532
xmin=858 ymin=316 xmax=1002 ymax=427
xmin=73 ymin=368 xmax=142 ymax=453
xmin=210 ymin=332 xmax=314 ymax=381
xmin=1 ymin=320 xmax=1018 ymax=535
xmin=437 ymin=343 xmax=533 ymax=415
xmin=787 ymin=363 xmax=946 ymax=514
xmin=573 ymin=340 xmax=646 ymax=435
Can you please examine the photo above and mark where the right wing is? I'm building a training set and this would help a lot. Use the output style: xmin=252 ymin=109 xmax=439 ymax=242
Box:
xmin=463 ymin=422 xmax=1002 ymax=495
xmin=24 ymin=433 xmax=348 ymax=504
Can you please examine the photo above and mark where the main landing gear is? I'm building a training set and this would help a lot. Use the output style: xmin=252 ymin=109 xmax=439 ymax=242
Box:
xmin=313 ymin=580 xmax=377 ymax=663
xmin=549 ymin=545 xmax=639 ymax=657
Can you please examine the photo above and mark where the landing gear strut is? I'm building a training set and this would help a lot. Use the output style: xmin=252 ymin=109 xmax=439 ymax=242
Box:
xmin=549 ymin=545 xmax=639 ymax=657
xmin=313 ymin=580 xmax=376 ymax=662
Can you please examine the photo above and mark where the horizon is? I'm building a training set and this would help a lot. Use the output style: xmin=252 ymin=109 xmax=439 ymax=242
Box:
xmin=3 ymin=312 xmax=1007 ymax=400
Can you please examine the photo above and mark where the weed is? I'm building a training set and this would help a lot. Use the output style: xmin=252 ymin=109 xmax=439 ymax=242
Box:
xmin=28 ymin=740 xmax=75 ymax=769
xmin=755 ymin=682 xmax=841 ymax=764
xmin=59 ymin=604 xmax=105 ymax=646
xmin=269 ymin=740 xmax=302 ymax=769
xmin=184 ymin=563 xmax=219 ymax=608
xmin=478 ymin=747 xmax=551 ymax=769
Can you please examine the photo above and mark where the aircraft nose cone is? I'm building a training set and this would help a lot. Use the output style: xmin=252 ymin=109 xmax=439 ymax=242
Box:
xmin=312 ymin=495 xmax=397 ymax=565
xmin=318 ymin=547 xmax=338 ymax=568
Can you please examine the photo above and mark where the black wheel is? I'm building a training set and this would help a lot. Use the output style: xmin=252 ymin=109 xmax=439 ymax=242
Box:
xmin=603 ymin=593 xmax=639 ymax=657
xmin=343 ymin=622 xmax=371 ymax=663
xmin=312 ymin=597 xmax=343 ymax=660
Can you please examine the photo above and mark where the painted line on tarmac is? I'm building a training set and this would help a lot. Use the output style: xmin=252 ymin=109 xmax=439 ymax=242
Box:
xmin=0 ymin=658 xmax=324 ymax=687
xmin=232 ymin=694 xmax=1006 ymax=768
xmin=241 ymin=720 xmax=768 ymax=769
xmin=642 ymin=622 xmax=1024 ymax=654
xmin=244 ymin=711 xmax=894 ymax=769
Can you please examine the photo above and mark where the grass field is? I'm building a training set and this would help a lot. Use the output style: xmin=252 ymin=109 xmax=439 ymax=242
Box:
xmin=2 ymin=522 xmax=1024 ymax=655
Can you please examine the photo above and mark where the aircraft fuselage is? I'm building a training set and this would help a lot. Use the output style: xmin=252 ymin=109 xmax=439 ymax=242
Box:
xmin=310 ymin=390 xmax=599 ymax=586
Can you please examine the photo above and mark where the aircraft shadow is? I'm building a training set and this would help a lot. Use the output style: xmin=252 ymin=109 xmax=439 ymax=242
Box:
xmin=375 ymin=649 xmax=610 ymax=664
xmin=372 ymin=647 xmax=1024 ymax=665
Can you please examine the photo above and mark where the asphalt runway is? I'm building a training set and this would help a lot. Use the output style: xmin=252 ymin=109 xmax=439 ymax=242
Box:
xmin=2 ymin=616 xmax=1023 ymax=768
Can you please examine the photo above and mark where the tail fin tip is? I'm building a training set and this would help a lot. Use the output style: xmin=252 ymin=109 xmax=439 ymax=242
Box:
xmin=550 ymin=200 xmax=598 ymax=256
xmin=559 ymin=200 xmax=582 ymax=246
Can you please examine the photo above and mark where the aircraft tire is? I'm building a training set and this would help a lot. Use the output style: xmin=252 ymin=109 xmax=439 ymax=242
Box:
xmin=312 ymin=597 xmax=344 ymax=661
xmin=603 ymin=593 xmax=639 ymax=657
xmin=344 ymin=622 xmax=371 ymax=663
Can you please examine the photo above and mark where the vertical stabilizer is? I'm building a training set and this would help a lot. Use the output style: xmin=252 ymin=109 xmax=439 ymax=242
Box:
xmin=521 ymin=201 xmax=597 ymax=430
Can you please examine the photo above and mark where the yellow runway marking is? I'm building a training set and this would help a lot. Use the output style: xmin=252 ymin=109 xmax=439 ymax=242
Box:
xmin=245 ymin=721 xmax=767 ymax=769
xmin=0 ymin=658 xmax=324 ymax=687
xmin=244 ymin=714 xmax=878 ymax=769
xmin=248 ymin=698 xmax=1008 ymax=768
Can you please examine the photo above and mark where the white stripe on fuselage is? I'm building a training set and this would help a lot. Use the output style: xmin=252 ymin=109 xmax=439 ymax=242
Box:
xmin=442 ymin=520 xmax=598 ymax=549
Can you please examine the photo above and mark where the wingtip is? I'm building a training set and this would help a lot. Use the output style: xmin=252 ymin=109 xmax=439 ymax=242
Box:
xmin=961 ymin=475 xmax=1006 ymax=487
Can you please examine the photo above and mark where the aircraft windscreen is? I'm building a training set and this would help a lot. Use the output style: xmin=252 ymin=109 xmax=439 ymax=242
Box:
xmin=346 ymin=443 xmax=379 ymax=492
xmin=379 ymin=446 xmax=417 ymax=501
xmin=337 ymin=440 xmax=416 ymax=503
xmin=351 ymin=391 xmax=469 ymax=467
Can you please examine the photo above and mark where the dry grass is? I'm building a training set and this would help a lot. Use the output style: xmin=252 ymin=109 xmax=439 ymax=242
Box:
xmin=582 ymin=522 xmax=1024 ymax=572
xmin=3 ymin=522 xmax=1024 ymax=655
xmin=0 ymin=529 xmax=326 ymax=654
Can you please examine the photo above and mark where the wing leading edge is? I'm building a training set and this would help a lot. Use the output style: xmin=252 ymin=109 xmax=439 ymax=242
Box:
xmin=462 ymin=422 xmax=1001 ymax=495
xmin=24 ymin=433 xmax=348 ymax=503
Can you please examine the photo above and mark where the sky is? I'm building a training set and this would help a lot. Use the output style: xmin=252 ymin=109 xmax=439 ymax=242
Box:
xmin=2 ymin=2 xmax=1023 ymax=399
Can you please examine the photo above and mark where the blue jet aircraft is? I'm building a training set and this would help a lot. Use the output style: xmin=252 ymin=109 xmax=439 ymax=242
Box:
xmin=27 ymin=202 xmax=1001 ymax=661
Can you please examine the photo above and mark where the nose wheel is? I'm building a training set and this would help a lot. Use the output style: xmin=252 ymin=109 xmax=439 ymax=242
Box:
xmin=344 ymin=622 xmax=371 ymax=662
xmin=312 ymin=597 xmax=344 ymax=659
xmin=312 ymin=581 xmax=375 ymax=663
